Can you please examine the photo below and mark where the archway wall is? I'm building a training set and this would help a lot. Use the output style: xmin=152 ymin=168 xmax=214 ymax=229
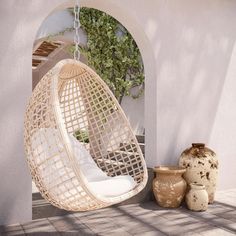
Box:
xmin=0 ymin=0 xmax=156 ymax=225
xmin=0 ymin=0 xmax=236 ymax=225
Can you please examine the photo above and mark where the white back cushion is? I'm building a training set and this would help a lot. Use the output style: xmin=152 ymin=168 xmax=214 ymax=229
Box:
xmin=32 ymin=128 xmax=136 ymax=197
xmin=68 ymin=134 xmax=108 ymax=181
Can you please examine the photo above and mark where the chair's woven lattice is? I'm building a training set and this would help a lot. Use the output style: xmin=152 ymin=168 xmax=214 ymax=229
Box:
xmin=24 ymin=59 xmax=147 ymax=211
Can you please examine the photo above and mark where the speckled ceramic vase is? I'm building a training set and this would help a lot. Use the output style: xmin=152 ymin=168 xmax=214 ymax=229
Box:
xmin=179 ymin=143 xmax=218 ymax=203
xmin=153 ymin=166 xmax=187 ymax=208
xmin=186 ymin=183 xmax=209 ymax=211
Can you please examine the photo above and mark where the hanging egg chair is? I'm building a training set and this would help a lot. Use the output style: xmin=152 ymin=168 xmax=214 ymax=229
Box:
xmin=24 ymin=59 xmax=148 ymax=211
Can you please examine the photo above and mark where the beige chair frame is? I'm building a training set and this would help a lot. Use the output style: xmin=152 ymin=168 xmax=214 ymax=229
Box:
xmin=24 ymin=59 xmax=148 ymax=211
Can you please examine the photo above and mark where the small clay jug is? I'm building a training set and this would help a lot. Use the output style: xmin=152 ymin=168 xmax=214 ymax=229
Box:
xmin=153 ymin=166 xmax=187 ymax=208
xmin=179 ymin=143 xmax=218 ymax=203
xmin=185 ymin=183 xmax=209 ymax=211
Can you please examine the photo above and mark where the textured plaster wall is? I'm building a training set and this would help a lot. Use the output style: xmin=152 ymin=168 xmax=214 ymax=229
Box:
xmin=149 ymin=0 xmax=236 ymax=192
xmin=0 ymin=0 xmax=236 ymax=225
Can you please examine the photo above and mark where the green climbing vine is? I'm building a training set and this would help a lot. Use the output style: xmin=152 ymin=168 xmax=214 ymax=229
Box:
xmin=51 ymin=7 xmax=144 ymax=104
xmin=78 ymin=8 xmax=144 ymax=104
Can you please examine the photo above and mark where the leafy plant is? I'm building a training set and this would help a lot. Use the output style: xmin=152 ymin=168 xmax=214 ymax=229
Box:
xmin=48 ymin=8 xmax=144 ymax=104
xmin=74 ymin=129 xmax=89 ymax=143
xmin=73 ymin=7 xmax=144 ymax=104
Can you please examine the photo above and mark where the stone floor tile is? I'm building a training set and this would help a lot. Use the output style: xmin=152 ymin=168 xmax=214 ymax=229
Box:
xmin=0 ymin=224 xmax=24 ymax=234
xmin=32 ymin=196 xmax=72 ymax=220
xmin=129 ymin=212 xmax=160 ymax=224
xmin=21 ymin=218 xmax=57 ymax=235
xmin=134 ymin=230 xmax=167 ymax=236
xmin=0 ymin=223 xmax=25 ymax=236
xmin=0 ymin=232 xmax=25 ymax=236
xmin=78 ymin=216 xmax=121 ymax=234
xmin=199 ymin=227 xmax=236 ymax=236
xmin=97 ymin=228 xmax=132 ymax=236
xmin=147 ymin=214 xmax=215 ymax=236
xmin=181 ymin=208 xmax=220 ymax=221
xmin=166 ymin=222 xmax=214 ymax=235
xmin=48 ymin=215 xmax=95 ymax=235
xmin=2 ymin=188 xmax=236 ymax=236
xmin=159 ymin=211 xmax=193 ymax=221
xmin=209 ymin=217 xmax=236 ymax=231
xmin=180 ymin=233 xmax=202 ymax=236
xmin=121 ymin=220 xmax=157 ymax=235
xmin=217 ymin=210 xmax=236 ymax=222
xmin=207 ymin=206 xmax=229 ymax=215
xmin=59 ymin=232 xmax=95 ymax=236
xmin=145 ymin=216 xmax=177 ymax=234
xmin=116 ymin=207 xmax=139 ymax=215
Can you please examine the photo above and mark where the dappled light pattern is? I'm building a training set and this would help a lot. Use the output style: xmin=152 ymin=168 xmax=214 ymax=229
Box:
xmin=1 ymin=189 xmax=236 ymax=235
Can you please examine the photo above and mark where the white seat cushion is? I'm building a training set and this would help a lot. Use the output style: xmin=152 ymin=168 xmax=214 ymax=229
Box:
xmin=32 ymin=128 xmax=136 ymax=197
xmin=68 ymin=134 xmax=108 ymax=182
xmin=69 ymin=133 xmax=137 ymax=197
xmin=88 ymin=175 xmax=136 ymax=197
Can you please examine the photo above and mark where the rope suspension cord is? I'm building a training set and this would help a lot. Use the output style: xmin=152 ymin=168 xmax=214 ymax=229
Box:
xmin=74 ymin=0 xmax=80 ymax=60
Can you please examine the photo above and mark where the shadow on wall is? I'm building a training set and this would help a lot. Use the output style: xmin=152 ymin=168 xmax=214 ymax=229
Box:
xmin=142 ymin=0 xmax=236 ymax=166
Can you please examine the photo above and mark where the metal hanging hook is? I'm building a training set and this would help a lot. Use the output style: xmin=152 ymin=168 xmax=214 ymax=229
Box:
xmin=74 ymin=0 xmax=80 ymax=60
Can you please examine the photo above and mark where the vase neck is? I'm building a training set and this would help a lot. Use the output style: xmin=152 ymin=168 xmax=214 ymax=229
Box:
xmin=190 ymin=183 xmax=205 ymax=190
xmin=192 ymin=143 xmax=205 ymax=149
xmin=153 ymin=166 xmax=186 ymax=174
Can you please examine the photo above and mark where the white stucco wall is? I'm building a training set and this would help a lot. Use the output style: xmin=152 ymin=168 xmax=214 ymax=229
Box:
xmin=0 ymin=0 xmax=236 ymax=225
xmin=122 ymin=93 xmax=144 ymax=135
xmin=36 ymin=10 xmax=73 ymax=39
xmin=150 ymin=1 xmax=236 ymax=193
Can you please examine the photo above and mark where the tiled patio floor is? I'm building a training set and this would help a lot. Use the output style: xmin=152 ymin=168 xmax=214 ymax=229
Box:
xmin=1 ymin=189 xmax=236 ymax=236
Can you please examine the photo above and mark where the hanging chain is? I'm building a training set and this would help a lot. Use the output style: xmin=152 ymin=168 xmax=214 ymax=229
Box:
xmin=74 ymin=0 xmax=80 ymax=60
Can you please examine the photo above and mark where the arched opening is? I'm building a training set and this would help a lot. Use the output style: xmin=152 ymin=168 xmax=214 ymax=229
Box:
xmin=31 ymin=0 xmax=156 ymax=218
xmin=32 ymin=7 xmax=145 ymax=135
xmin=32 ymin=0 xmax=157 ymax=169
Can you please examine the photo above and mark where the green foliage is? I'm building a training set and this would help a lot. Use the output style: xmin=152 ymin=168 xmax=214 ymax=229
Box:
xmin=58 ymin=8 xmax=144 ymax=103
xmin=74 ymin=129 xmax=89 ymax=143
xmin=78 ymin=8 xmax=144 ymax=103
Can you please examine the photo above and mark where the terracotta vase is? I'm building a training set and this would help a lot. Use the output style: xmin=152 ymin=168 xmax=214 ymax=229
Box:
xmin=185 ymin=183 xmax=209 ymax=211
xmin=153 ymin=166 xmax=187 ymax=208
xmin=179 ymin=143 xmax=218 ymax=203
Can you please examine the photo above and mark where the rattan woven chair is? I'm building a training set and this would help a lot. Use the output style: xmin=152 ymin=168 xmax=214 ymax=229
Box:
xmin=24 ymin=59 xmax=147 ymax=211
